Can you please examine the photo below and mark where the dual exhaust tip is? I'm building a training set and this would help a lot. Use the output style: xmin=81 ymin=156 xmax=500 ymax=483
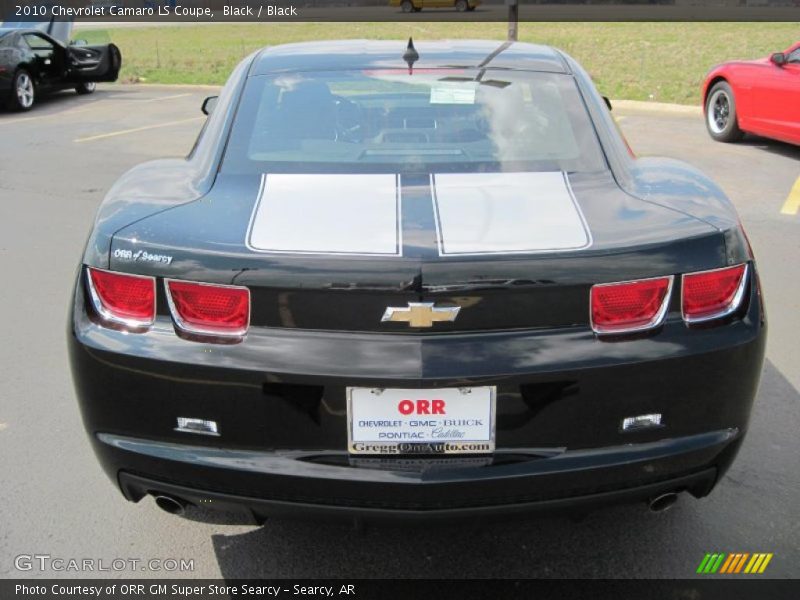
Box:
xmin=153 ymin=494 xmax=187 ymax=516
xmin=648 ymin=492 xmax=679 ymax=513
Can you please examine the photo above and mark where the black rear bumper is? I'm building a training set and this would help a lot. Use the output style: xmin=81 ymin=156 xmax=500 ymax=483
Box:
xmin=102 ymin=428 xmax=736 ymax=521
xmin=119 ymin=467 xmax=719 ymax=523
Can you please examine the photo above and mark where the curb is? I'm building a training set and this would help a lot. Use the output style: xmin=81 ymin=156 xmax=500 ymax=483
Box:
xmin=612 ymin=99 xmax=702 ymax=116
xmin=119 ymin=82 xmax=223 ymax=91
xmin=109 ymin=83 xmax=703 ymax=114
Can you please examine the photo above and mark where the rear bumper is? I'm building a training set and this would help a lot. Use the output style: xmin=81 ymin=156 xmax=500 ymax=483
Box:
xmin=118 ymin=465 xmax=719 ymax=523
xmin=96 ymin=425 xmax=738 ymax=521
xmin=70 ymin=269 xmax=766 ymax=518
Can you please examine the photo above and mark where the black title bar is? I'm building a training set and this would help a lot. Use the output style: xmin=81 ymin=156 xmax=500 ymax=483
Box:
xmin=3 ymin=579 xmax=800 ymax=600
xmin=1 ymin=0 xmax=799 ymax=22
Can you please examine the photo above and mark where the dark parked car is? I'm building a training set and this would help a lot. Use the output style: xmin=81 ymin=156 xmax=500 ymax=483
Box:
xmin=69 ymin=40 xmax=766 ymax=523
xmin=0 ymin=21 xmax=120 ymax=110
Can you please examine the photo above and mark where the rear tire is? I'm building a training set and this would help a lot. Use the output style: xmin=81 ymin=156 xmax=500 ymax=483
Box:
xmin=705 ymin=81 xmax=744 ymax=143
xmin=75 ymin=81 xmax=97 ymax=95
xmin=401 ymin=0 xmax=413 ymax=12
xmin=455 ymin=0 xmax=468 ymax=11
xmin=8 ymin=69 xmax=35 ymax=111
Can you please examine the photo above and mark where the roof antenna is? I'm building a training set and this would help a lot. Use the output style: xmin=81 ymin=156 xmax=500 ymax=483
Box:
xmin=403 ymin=37 xmax=419 ymax=75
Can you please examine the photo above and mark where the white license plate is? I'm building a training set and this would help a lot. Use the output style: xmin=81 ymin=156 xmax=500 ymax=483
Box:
xmin=347 ymin=386 xmax=496 ymax=455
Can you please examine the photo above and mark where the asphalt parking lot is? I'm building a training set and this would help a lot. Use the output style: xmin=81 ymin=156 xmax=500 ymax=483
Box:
xmin=0 ymin=85 xmax=798 ymax=579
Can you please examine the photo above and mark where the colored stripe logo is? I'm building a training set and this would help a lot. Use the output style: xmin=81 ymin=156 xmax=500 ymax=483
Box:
xmin=697 ymin=553 xmax=773 ymax=574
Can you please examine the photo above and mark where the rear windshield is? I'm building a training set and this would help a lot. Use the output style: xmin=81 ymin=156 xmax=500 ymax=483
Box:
xmin=222 ymin=69 xmax=607 ymax=174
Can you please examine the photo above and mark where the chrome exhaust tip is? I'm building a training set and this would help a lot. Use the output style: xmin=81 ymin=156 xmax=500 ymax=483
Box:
xmin=648 ymin=492 xmax=679 ymax=513
xmin=153 ymin=494 xmax=187 ymax=516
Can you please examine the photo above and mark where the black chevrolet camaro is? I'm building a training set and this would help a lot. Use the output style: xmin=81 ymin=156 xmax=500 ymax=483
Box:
xmin=69 ymin=40 xmax=766 ymax=521
xmin=0 ymin=22 xmax=120 ymax=111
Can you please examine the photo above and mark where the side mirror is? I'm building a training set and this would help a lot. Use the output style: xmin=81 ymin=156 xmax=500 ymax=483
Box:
xmin=603 ymin=96 xmax=612 ymax=111
xmin=770 ymin=52 xmax=787 ymax=66
xmin=201 ymin=95 xmax=218 ymax=116
xmin=70 ymin=39 xmax=89 ymax=46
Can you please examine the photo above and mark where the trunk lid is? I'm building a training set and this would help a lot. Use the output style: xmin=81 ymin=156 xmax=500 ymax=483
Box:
xmin=110 ymin=171 xmax=724 ymax=333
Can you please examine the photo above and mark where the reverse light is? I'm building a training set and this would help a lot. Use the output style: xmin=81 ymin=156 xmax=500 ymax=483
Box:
xmin=682 ymin=264 xmax=748 ymax=324
xmin=590 ymin=276 xmax=673 ymax=335
xmin=86 ymin=268 xmax=156 ymax=329
xmin=165 ymin=279 xmax=250 ymax=337
xmin=175 ymin=417 xmax=219 ymax=436
xmin=621 ymin=413 xmax=663 ymax=432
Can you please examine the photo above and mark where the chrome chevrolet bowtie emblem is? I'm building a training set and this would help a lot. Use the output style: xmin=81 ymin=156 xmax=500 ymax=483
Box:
xmin=381 ymin=302 xmax=460 ymax=328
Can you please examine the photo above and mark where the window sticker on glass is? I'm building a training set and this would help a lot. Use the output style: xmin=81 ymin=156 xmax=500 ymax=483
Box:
xmin=521 ymin=83 xmax=533 ymax=103
xmin=430 ymin=82 xmax=477 ymax=105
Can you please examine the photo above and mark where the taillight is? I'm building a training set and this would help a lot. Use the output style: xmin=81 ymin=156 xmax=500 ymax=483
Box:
xmin=165 ymin=279 xmax=250 ymax=337
xmin=86 ymin=268 xmax=156 ymax=329
xmin=591 ymin=276 xmax=673 ymax=334
xmin=682 ymin=264 xmax=748 ymax=324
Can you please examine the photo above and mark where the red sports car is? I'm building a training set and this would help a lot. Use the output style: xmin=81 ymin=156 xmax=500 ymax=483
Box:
xmin=703 ymin=43 xmax=800 ymax=145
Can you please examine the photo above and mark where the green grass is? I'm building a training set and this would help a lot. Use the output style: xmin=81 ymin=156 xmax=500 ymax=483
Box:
xmin=75 ymin=23 xmax=799 ymax=104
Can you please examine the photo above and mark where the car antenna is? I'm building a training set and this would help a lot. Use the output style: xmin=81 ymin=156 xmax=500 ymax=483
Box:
xmin=403 ymin=37 xmax=419 ymax=75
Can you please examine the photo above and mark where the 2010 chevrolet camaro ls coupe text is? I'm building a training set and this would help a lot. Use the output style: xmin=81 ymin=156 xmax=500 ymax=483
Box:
xmin=69 ymin=40 xmax=766 ymax=521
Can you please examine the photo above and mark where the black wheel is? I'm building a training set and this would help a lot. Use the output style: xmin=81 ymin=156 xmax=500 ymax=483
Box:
xmin=455 ymin=0 xmax=468 ymax=11
xmin=75 ymin=81 xmax=97 ymax=95
xmin=401 ymin=0 xmax=413 ymax=12
xmin=8 ymin=69 xmax=35 ymax=111
xmin=705 ymin=81 xmax=744 ymax=143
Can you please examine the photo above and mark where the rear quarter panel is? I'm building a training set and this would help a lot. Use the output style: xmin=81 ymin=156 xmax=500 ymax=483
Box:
xmin=565 ymin=53 xmax=746 ymax=263
xmin=80 ymin=51 xmax=255 ymax=268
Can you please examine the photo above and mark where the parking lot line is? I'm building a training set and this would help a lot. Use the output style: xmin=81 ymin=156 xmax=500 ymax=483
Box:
xmin=780 ymin=176 xmax=800 ymax=216
xmin=0 ymin=115 xmax=40 ymax=126
xmin=133 ymin=93 xmax=192 ymax=103
xmin=74 ymin=116 xmax=205 ymax=143
xmin=0 ymin=99 xmax=111 ymax=126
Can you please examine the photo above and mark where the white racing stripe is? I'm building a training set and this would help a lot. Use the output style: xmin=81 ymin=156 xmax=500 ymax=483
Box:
xmin=432 ymin=171 xmax=591 ymax=256
xmin=247 ymin=174 xmax=402 ymax=256
xmin=247 ymin=171 xmax=590 ymax=257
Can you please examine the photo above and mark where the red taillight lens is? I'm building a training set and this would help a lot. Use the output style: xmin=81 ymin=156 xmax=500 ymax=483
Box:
xmin=682 ymin=264 xmax=747 ymax=323
xmin=87 ymin=268 xmax=156 ymax=328
xmin=591 ymin=276 xmax=672 ymax=334
xmin=166 ymin=280 xmax=250 ymax=337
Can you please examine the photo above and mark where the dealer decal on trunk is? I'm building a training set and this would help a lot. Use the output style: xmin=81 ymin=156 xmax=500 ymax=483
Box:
xmin=113 ymin=248 xmax=173 ymax=265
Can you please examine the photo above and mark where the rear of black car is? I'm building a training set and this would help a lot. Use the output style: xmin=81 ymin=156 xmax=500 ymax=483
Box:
xmin=69 ymin=43 xmax=766 ymax=521
xmin=69 ymin=272 xmax=765 ymax=519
